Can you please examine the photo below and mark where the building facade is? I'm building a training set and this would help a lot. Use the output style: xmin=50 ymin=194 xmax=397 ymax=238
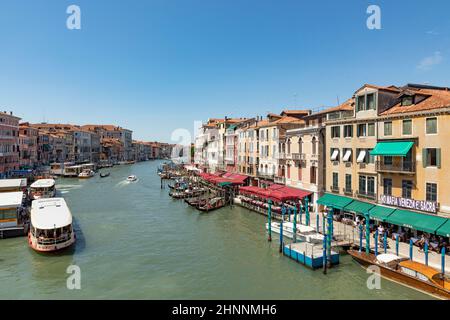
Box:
xmin=0 ymin=111 xmax=21 ymax=177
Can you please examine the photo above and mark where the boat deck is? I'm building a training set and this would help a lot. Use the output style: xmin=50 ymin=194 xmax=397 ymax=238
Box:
xmin=283 ymin=242 xmax=340 ymax=269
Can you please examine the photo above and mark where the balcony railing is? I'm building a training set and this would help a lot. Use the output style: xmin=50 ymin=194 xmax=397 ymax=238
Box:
xmin=274 ymin=176 xmax=286 ymax=184
xmin=258 ymin=173 xmax=275 ymax=180
xmin=376 ymin=161 xmax=416 ymax=174
xmin=343 ymin=188 xmax=353 ymax=196
xmin=330 ymin=185 xmax=339 ymax=193
xmin=292 ymin=153 xmax=306 ymax=160
xmin=277 ymin=152 xmax=286 ymax=159
xmin=356 ymin=190 xmax=377 ymax=200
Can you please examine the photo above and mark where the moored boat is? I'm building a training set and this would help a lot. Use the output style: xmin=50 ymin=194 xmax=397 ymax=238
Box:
xmin=196 ymin=197 xmax=225 ymax=212
xmin=28 ymin=198 xmax=75 ymax=252
xmin=30 ymin=179 xmax=56 ymax=200
xmin=348 ymin=249 xmax=450 ymax=299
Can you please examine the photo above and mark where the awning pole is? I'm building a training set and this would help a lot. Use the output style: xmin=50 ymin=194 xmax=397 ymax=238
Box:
xmin=305 ymin=197 xmax=310 ymax=226
xmin=365 ymin=213 xmax=370 ymax=254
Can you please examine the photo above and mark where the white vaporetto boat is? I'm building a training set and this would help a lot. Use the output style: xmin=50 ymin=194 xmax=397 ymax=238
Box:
xmin=30 ymin=179 xmax=56 ymax=200
xmin=265 ymin=221 xmax=324 ymax=244
xmin=28 ymin=198 xmax=76 ymax=252
xmin=127 ymin=175 xmax=138 ymax=182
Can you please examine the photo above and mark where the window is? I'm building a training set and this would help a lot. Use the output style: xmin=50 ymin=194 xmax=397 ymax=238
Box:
xmin=298 ymin=138 xmax=302 ymax=154
xmin=359 ymin=175 xmax=366 ymax=194
xmin=383 ymin=178 xmax=392 ymax=196
xmin=357 ymin=95 xmax=365 ymax=111
xmin=345 ymin=174 xmax=352 ymax=191
xmin=367 ymin=123 xmax=375 ymax=136
xmin=312 ymin=137 xmax=317 ymax=154
xmin=344 ymin=125 xmax=353 ymax=138
xmin=330 ymin=148 xmax=339 ymax=161
xmin=332 ymin=172 xmax=338 ymax=190
xmin=402 ymin=119 xmax=412 ymax=135
xmin=343 ymin=148 xmax=352 ymax=162
xmin=367 ymin=149 xmax=375 ymax=164
xmin=367 ymin=177 xmax=375 ymax=195
xmin=402 ymin=180 xmax=413 ymax=199
xmin=384 ymin=121 xmax=392 ymax=136
xmin=367 ymin=93 xmax=375 ymax=110
xmin=426 ymin=183 xmax=437 ymax=202
xmin=426 ymin=117 xmax=437 ymax=134
xmin=401 ymin=96 xmax=414 ymax=106
xmin=384 ymin=156 xmax=393 ymax=166
xmin=356 ymin=149 xmax=366 ymax=163
xmin=357 ymin=124 xmax=366 ymax=137
xmin=310 ymin=167 xmax=317 ymax=184
xmin=331 ymin=126 xmax=340 ymax=138
xmin=423 ymin=148 xmax=441 ymax=167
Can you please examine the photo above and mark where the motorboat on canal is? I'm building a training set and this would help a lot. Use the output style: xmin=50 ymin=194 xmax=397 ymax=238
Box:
xmin=127 ymin=175 xmax=138 ymax=182
xmin=30 ymin=179 xmax=56 ymax=200
xmin=78 ymin=169 xmax=95 ymax=179
xmin=100 ymin=172 xmax=110 ymax=178
xmin=348 ymin=249 xmax=450 ymax=299
xmin=265 ymin=221 xmax=324 ymax=244
xmin=28 ymin=198 xmax=75 ymax=252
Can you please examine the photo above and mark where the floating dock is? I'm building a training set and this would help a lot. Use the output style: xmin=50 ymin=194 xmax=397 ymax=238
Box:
xmin=283 ymin=242 xmax=340 ymax=269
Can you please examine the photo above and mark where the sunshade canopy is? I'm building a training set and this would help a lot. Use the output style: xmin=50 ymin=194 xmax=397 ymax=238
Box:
xmin=317 ymin=193 xmax=353 ymax=210
xmin=385 ymin=209 xmax=447 ymax=234
xmin=370 ymin=141 xmax=414 ymax=157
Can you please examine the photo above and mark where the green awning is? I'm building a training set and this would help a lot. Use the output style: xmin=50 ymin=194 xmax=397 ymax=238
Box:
xmin=344 ymin=200 xmax=374 ymax=214
xmin=386 ymin=209 xmax=447 ymax=233
xmin=370 ymin=141 xmax=414 ymax=157
xmin=436 ymin=220 xmax=450 ymax=237
xmin=368 ymin=205 xmax=396 ymax=222
xmin=317 ymin=193 xmax=353 ymax=210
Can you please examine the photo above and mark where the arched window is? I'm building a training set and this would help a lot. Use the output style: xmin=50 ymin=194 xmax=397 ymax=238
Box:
xmin=312 ymin=137 xmax=317 ymax=155
xmin=287 ymin=139 xmax=291 ymax=154
xmin=298 ymin=137 xmax=303 ymax=154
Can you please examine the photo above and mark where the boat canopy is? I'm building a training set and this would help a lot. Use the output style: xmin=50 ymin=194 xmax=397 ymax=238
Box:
xmin=0 ymin=192 xmax=23 ymax=209
xmin=239 ymin=184 xmax=311 ymax=202
xmin=31 ymin=198 xmax=72 ymax=230
xmin=376 ymin=253 xmax=401 ymax=264
xmin=316 ymin=193 xmax=353 ymax=210
xmin=370 ymin=141 xmax=414 ymax=157
xmin=30 ymin=179 xmax=56 ymax=189
xmin=385 ymin=209 xmax=447 ymax=234
xmin=0 ymin=178 xmax=27 ymax=190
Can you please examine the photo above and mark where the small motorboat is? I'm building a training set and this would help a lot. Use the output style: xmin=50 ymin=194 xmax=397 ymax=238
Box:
xmin=78 ymin=169 xmax=95 ymax=179
xmin=127 ymin=175 xmax=138 ymax=182
xmin=100 ymin=172 xmax=110 ymax=178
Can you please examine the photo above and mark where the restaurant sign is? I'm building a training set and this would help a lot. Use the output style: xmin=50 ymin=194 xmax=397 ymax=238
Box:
xmin=380 ymin=195 xmax=437 ymax=214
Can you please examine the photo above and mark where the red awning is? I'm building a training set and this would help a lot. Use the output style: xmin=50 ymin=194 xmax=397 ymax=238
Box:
xmin=199 ymin=171 xmax=249 ymax=185
xmin=239 ymin=184 xmax=311 ymax=202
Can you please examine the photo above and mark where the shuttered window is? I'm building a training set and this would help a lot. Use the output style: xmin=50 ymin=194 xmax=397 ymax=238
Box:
xmin=426 ymin=117 xmax=437 ymax=134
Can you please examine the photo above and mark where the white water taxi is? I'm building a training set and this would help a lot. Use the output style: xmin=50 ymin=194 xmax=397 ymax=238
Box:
xmin=127 ymin=175 xmax=138 ymax=182
xmin=30 ymin=179 xmax=56 ymax=200
xmin=28 ymin=198 xmax=75 ymax=252
xmin=78 ymin=169 xmax=95 ymax=179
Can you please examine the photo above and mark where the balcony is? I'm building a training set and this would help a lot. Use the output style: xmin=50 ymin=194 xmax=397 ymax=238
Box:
xmin=330 ymin=185 xmax=339 ymax=193
xmin=274 ymin=176 xmax=286 ymax=184
xmin=343 ymin=188 xmax=353 ymax=196
xmin=292 ymin=153 xmax=306 ymax=160
xmin=277 ymin=152 xmax=286 ymax=160
xmin=258 ymin=173 xmax=275 ymax=180
xmin=356 ymin=190 xmax=377 ymax=200
xmin=376 ymin=160 xmax=416 ymax=174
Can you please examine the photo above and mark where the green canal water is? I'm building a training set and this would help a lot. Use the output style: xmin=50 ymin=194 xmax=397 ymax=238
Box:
xmin=0 ymin=161 xmax=432 ymax=299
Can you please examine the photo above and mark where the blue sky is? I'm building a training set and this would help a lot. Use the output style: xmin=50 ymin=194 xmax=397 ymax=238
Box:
xmin=0 ymin=0 xmax=449 ymax=142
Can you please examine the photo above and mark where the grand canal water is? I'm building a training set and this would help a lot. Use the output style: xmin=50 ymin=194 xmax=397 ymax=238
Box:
xmin=0 ymin=161 xmax=432 ymax=299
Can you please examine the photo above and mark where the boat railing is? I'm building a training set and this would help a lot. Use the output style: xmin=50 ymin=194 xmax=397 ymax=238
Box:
xmin=36 ymin=234 xmax=72 ymax=245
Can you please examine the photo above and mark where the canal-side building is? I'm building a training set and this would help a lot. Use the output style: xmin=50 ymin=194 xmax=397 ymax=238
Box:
xmin=373 ymin=83 xmax=450 ymax=218
xmin=284 ymin=104 xmax=352 ymax=212
xmin=237 ymin=118 xmax=265 ymax=180
xmin=224 ymin=123 xmax=240 ymax=173
xmin=258 ymin=111 xmax=309 ymax=186
xmin=0 ymin=111 xmax=21 ymax=177
xmin=19 ymin=123 xmax=39 ymax=169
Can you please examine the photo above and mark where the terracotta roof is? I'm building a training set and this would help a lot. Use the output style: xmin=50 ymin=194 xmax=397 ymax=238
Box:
xmin=356 ymin=84 xmax=401 ymax=94
xmin=258 ymin=116 xmax=304 ymax=128
xmin=308 ymin=98 xmax=355 ymax=117
xmin=380 ymin=87 xmax=450 ymax=115
xmin=280 ymin=110 xmax=311 ymax=117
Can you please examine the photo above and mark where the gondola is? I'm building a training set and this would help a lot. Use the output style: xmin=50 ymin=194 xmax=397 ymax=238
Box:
xmin=100 ymin=172 xmax=110 ymax=178
xmin=196 ymin=197 xmax=225 ymax=212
